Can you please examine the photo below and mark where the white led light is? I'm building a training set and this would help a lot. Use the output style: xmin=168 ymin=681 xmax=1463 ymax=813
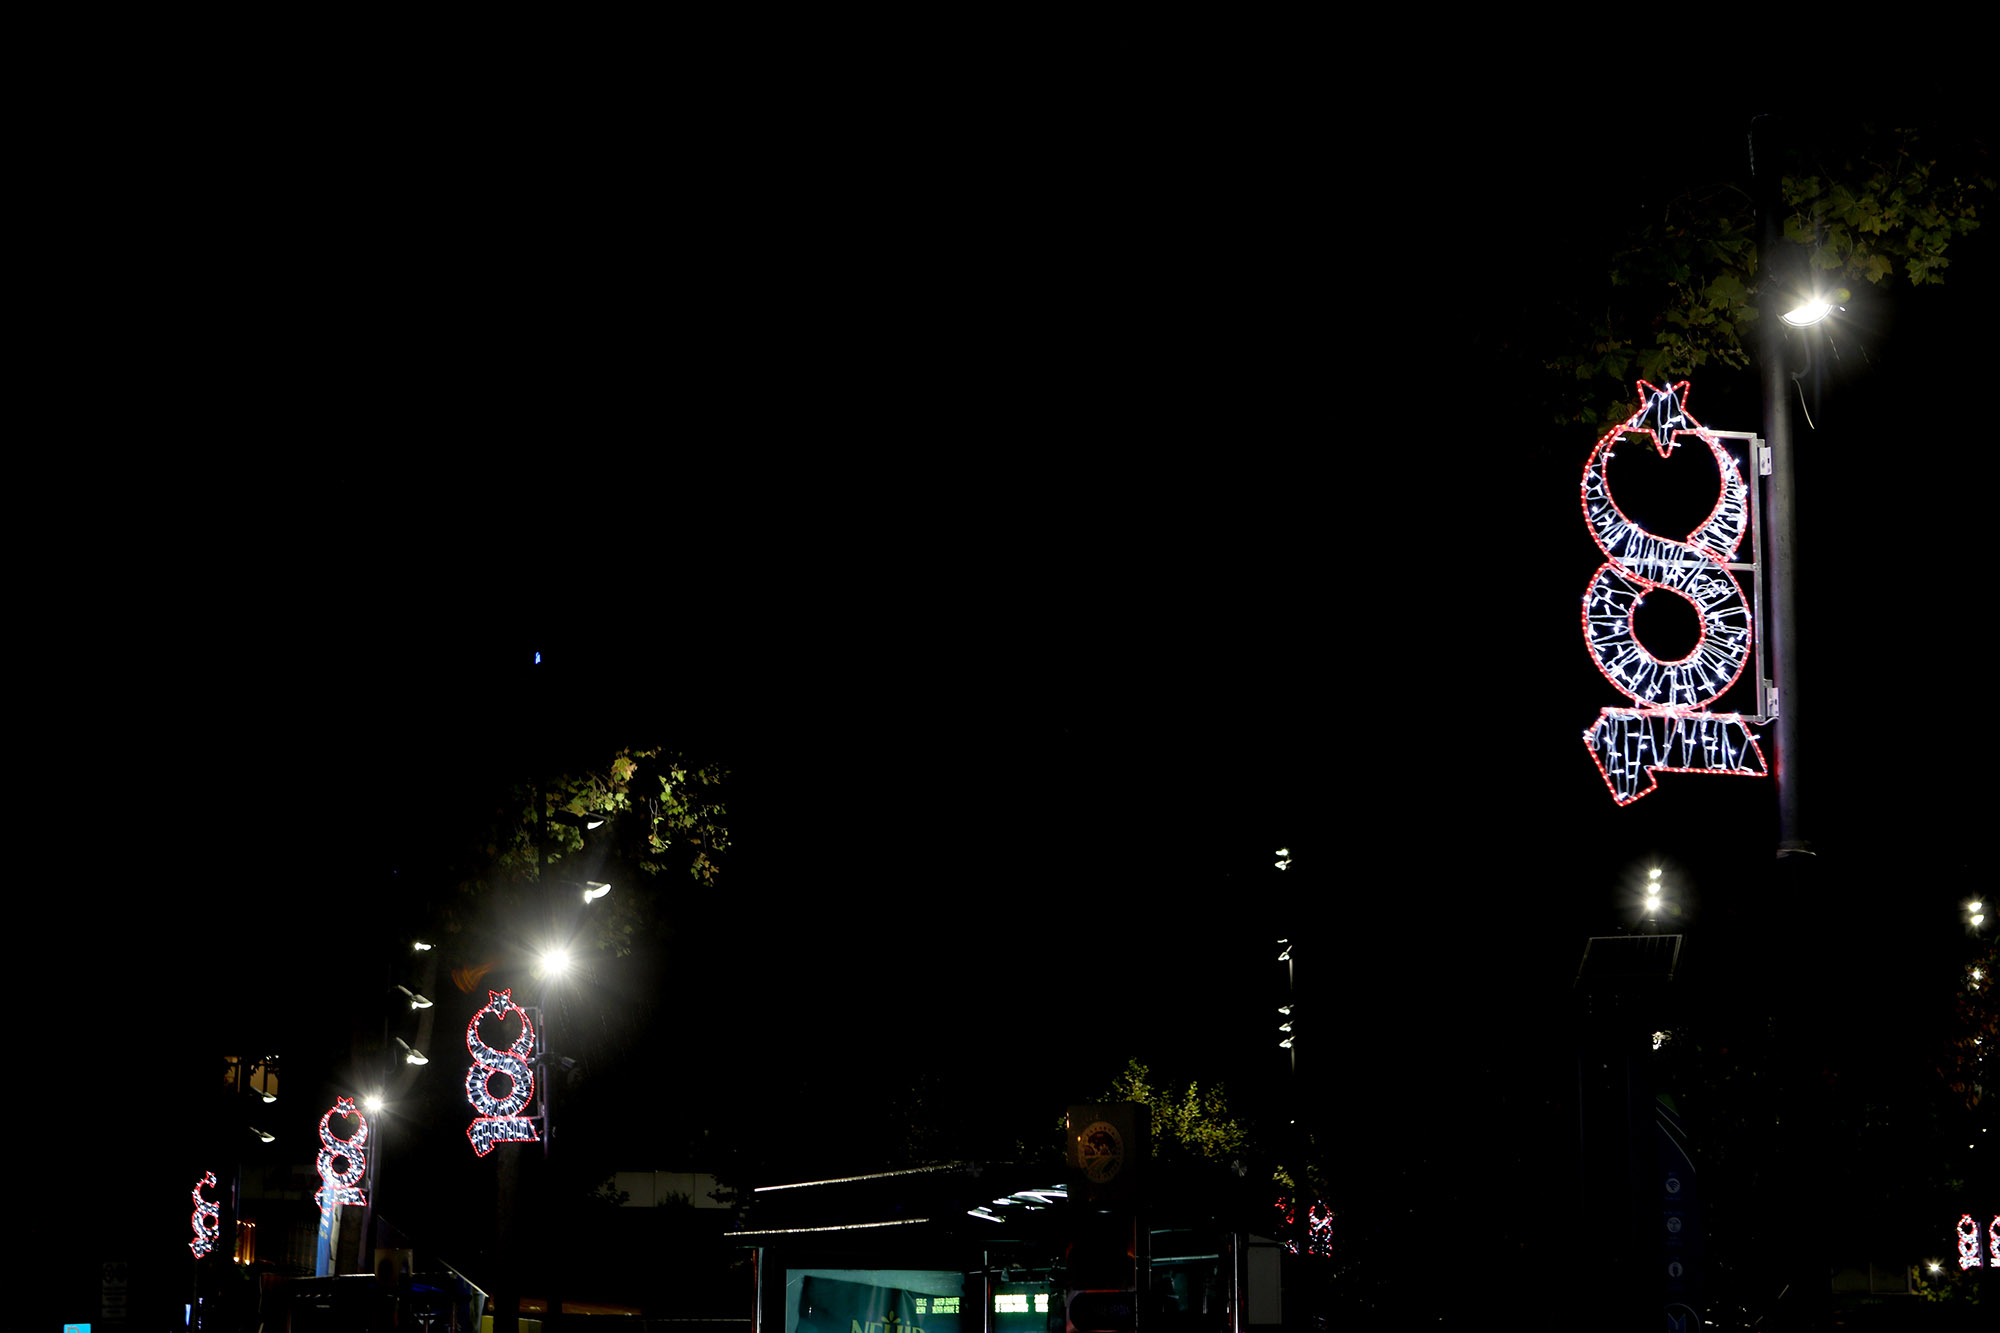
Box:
xmin=314 ymin=1097 xmax=369 ymax=1212
xmin=190 ymin=1171 xmax=220 ymax=1257
xmin=1581 ymin=381 xmax=1770 ymax=804
xmin=465 ymin=989 xmax=540 ymax=1156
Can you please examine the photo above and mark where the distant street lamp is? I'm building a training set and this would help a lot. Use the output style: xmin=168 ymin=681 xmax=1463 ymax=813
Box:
xmin=1643 ymin=868 xmax=1666 ymax=933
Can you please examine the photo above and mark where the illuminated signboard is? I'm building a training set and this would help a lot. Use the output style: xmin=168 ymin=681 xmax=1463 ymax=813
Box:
xmin=1580 ymin=380 xmax=1768 ymax=804
xmin=465 ymin=989 xmax=540 ymax=1156
xmin=189 ymin=1171 xmax=220 ymax=1257
xmin=313 ymin=1097 xmax=369 ymax=1212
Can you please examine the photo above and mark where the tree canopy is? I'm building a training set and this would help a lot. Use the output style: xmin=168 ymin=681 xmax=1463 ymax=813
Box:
xmin=1537 ymin=122 xmax=1993 ymax=428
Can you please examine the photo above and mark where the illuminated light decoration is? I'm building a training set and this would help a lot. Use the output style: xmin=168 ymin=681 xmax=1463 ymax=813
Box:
xmin=1958 ymin=1213 xmax=1982 ymax=1269
xmin=1305 ymin=1201 xmax=1334 ymax=1258
xmin=1274 ymin=1197 xmax=1298 ymax=1254
xmin=1581 ymin=380 xmax=1768 ymax=804
xmin=464 ymin=988 xmax=540 ymax=1156
xmin=1991 ymin=1215 xmax=1999 ymax=1265
xmin=313 ymin=1097 xmax=369 ymax=1212
xmin=189 ymin=1171 xmax=220 ymax=1257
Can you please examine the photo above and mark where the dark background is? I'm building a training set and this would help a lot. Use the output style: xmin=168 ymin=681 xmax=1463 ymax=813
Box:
xmin=27 ymin=52 xmax=1996 ymax=1327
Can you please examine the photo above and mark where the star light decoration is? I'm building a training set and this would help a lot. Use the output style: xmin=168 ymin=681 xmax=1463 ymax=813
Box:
xmin=313 ymin=1097 xmax=369 ymax=1212
xmin=465 ymin=988 xmax=541 ymax=1156
xmin=1580 ymin=380 xmax=1768 ymax=804
xmin=189 ymin=1170 xmax=220 ymax=1257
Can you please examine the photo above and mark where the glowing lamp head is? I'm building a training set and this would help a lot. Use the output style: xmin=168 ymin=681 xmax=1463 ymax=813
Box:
xmin=1780 ymin=298 xmax=1834 ymax=327
xmin=582 ymin=881 xmax=611 ymax=903
xmin=540 ymin=948 xmax=572 ymax=978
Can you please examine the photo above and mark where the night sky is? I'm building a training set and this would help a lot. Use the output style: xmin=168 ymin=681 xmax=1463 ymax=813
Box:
xmin=33 ymin=81 xmax=1998 ymax=1324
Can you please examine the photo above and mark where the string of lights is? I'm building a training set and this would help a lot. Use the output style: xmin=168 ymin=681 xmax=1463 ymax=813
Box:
xmin=1580 ymin=380 xmax=1769 ymax=804
xmin=189 ymin=1170 xmax=219 ymax=1257
xmin=465 ymin=988 xmax=540 ymax=1157
xmin=313 ymin=1097 xmax=369 ymax=1212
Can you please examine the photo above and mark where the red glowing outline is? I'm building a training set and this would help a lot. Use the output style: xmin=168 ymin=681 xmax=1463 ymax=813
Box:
xmin=1580 ymin=380 xmax=1768 ymax=803
xmin=190 ymin=1170 xmax=220 ymax=1257
xmin=465 ymin=988 xmax=541 ymax=1156
xmin=1581 ymin=381 xmax=1752 ymax=708
xmin=314 ymin=1097 xmax=369 ymax=1212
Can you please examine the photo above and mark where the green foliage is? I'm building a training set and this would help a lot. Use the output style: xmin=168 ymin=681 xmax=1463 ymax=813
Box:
xmin=445 ymin=746 xmax=728 ymax=961
xmin=1912 ymin=1262 xmax=1986 ymax=1306
xmin=492 ymin=746 xmax=729 ymax=889
xmin=1104 ymin=1058 xmax=1249 ymax=1163
xmin=1544 ymin=124 xmax=1993 ymax=427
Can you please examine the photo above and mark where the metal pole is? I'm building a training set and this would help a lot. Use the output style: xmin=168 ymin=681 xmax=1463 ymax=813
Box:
xmin=1752 ymin=116 xmax=1809 ymax=860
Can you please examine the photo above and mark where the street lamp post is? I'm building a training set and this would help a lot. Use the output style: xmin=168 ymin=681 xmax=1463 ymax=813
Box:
xmin=1751 ymin=114 xmax=1837 ymax=864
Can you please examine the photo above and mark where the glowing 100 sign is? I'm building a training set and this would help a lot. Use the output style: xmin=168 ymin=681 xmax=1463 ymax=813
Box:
xmin=465 ymin=988 xmax=540 ymax=1156
xmin=190 ymin=1171 xmax=220 ymax=1257
xmin=1956 ymin=1213 xmax=2000 ymax=1270
xmin=1581 ymin=380 xmax=1768 ymax=804
xmin=314 ymin=1097 xmax=369 ymax=1212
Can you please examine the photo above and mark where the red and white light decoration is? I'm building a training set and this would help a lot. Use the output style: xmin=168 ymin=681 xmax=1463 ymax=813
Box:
xmin=1581 ymin=380 xmax=1768 ymax=804
xmin=1948 ymin=1212 xmax=2000 ymax=1269
xmin=313 ymin=1096 xmax=369 ymax=1212
xmin=1273 ymin=1196 xmax=1334 ymax=1258
xmin=189 ymin=1170 xmax=220 ymax=1257
xmin=465 ymin=988 xmax=540 ymax=1156
xmin=1305 ymin=1201 xmax=1334 ymax=1258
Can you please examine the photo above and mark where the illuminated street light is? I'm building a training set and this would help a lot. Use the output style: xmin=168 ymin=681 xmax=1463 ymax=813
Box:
xmin=393 ymin=985 xmax=434 ymax=1010
xmin=1642 ymin=868 xmax=1666 ymax=931
xmin=393 ymin=1037 xmax=429 ymax=1066
xmin=1779 ymin=296 xmax=1837 ymax=327
xmin=539 ymin=948 xmax=572 ymax=978
xmin=582 ymin=881 xmax=611 ymax=904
